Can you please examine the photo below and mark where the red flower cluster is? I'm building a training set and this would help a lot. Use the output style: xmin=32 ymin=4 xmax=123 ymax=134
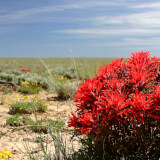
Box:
xmin=20 ymin=68 xmax=31 ymax=72
xmin=68 ymin=51 xmax=160 ymax=138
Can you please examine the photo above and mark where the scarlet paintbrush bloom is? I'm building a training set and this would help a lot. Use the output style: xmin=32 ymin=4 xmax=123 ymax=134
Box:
xmin=96 ymin=58 xmax=125 ymax=80
xmin=74 ymin=77 xmax=104 ymax=112
xmin=68 ymin=111 xmax=99 ymax=135
xmin=68 ymin=51 xmax=160 ymax=141
xmin=123 ymin=90 xmax=152 ymax=124
xmin=20 ymin=68 xmax=31 ymax=72
xmin=126 ymin=51 xmax=156 ymax=91
xmin=96 ymin=89 xmax=128 ymax=123
xmin=20 ymin=68 xmax=27 ymax=71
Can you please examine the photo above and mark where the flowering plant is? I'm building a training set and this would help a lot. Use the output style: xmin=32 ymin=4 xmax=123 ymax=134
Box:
xmin=20 ymin=68 xmax=31 ymax=72
xmin=0 ymin=148 xmax=13 ymax=160
xmin=20 ymin=81 xmax=42 ymax=88
xmin=69 ymin=51 xmax=160 ymax=159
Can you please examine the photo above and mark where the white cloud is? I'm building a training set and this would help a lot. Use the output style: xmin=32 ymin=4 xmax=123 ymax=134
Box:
xmin=2 ymin=0 xmax=158 ymax=29
xmin=0 ymin=6 xmax=61 ymax=22
xmin=56 ymin=28 xmax=160 ymax=36
xmin=130 ymin=2 xmax=160 ymax=9
xmin=63 ymin=1 xmax=119 ymax=9
xmin=0 ymin=1 xmax=121 ymax=24
xmin=73 ymin=1 xmax=160 ymax=29
xmin=92 ymin=10 xmax=160 ymax=28
xmin=93 ymin=37 xmax=160 ymax=46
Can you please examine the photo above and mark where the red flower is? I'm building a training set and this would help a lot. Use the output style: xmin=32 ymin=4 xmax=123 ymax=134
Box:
xmin=20 ymin=68 xmax=31 ymax=72
xmin=68 ymin=51 xmax=160 ymax=139
xmin=75 ymin=77 xmax=104 ymax=112
xmin=69 ymin=111 xmax=99 ymax=135
xmin=96 ymin=89 xmax=128 ymax=123
xmin=126 ymin=51 xmax=156 ymax=91
xmin=123 ymin=90 xmax=153 ymax=123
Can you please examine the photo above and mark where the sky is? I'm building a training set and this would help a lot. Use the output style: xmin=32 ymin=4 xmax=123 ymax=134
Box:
xmin=0 ymin=0 xmax=160 ymax=57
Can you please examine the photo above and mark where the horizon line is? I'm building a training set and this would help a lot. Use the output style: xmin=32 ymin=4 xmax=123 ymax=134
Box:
xmin=0 ymin=56 xmax=123 ymax=59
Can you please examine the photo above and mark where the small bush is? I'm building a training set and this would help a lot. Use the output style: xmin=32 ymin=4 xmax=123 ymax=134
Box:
xmin=0 ymin=69 xmax=51 ymax=89
xmin=18 ymin=81 xmax=42 ymax=94
xmin=9 ymin=102 xmax=35 ymax=114
xmin=35 ymin=102 xmax=47 ymax=113
xmin=6 ymin=114 xmax=33 ymax=127
xmin=54 ymin=81 xmax=77 ymax=100
xmin=0 ymin=72 xmax=14 ymax=81
xmin=9 ymin=102 xmax=47 ymax=114
xmin=52 ymin=66 xmax=77 ymax=79
xmin=30 ymin=119 xmax=65 ymax=133
xmin=18 ymin=85 xmax=41 ymax=94
xmin=5 ymin=69 xmax=22 ymax=75
xmin=3 ymin=90 xmax=12 ymax=95
xmin=14 ymin=73 xmax=50 ymax=89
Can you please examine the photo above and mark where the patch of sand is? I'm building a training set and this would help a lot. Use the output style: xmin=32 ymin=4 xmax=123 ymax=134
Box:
xmin=0 ymin=91 xmax=77 ymax=160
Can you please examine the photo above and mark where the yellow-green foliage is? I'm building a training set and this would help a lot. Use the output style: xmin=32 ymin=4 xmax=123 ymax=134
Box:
xmin=21 ymin=81 xmax=42 ymax=88
xmin=6 ymin=114 xmax=33 ymax=127
xmin=54 ymin=80 xmax=77 ymax=100
xmin=9 ymin=102 xmax=47 ymax=114
xmin=8 ymin=94 xmax=47 ymax=105
xmin=30 ymin=119 xmax=65 ymax=133
xmin=18 ymin=81 xmax=42 ymax=94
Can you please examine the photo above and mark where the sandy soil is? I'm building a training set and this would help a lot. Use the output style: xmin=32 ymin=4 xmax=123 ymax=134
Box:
xmin=0 ymin=91 xmax=77 ymax=160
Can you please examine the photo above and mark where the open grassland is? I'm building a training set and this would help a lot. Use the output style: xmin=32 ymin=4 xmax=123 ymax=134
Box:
xmin=0 ymin=57 xmax=116 ymax=78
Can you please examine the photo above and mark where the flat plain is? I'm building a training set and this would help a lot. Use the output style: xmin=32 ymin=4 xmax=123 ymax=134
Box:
xmin=0 ymin=57 xmax=116 ymax=78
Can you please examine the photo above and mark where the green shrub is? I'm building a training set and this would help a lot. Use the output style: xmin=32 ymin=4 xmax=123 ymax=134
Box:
xmin=9 ymin=102 xmax=35 ymax=114
xmin=6 ymin=114 xmax=33 ymax=127
xmin=14 ymin=73 xmax=50 ymax=89
xmin=35 ymin=102 xmax=47 ymax=113
xmin=0 ymin=72 xmax=14 ymax=81
xmin=3 ymin=90 xmax=12 ymax=95
xmin=18 ymin=85 xmax=41 ymax=94
xmin=5 ymin=69 xmax=22 ymax=75
xmin=54 ymin=81 xmax=77 ymax=100
xmin=30 ymin=119 xmax=65 ymax=133
xmin=9 ymin=102 xmax=47 ymax=114
xmin=51 ymin=66 xmax=77 ymax=79
xmin=0 ymin=69 xmax=51 ymax=89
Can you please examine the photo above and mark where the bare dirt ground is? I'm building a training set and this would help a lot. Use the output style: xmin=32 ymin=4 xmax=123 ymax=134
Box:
xmin=0 ymin=90 xmax=77 ymax=160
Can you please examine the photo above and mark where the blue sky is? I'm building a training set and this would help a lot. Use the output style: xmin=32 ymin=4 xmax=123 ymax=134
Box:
xmin=0 ymin=0 xmax=160 ymax=57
